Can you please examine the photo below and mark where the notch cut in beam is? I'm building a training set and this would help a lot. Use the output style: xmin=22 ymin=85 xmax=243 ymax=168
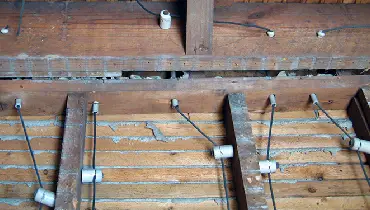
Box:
xmin=55 ymin=93 xmax=88 ymax=210
xmin=186 ymin=0 xmax=214 ymax=55
xmin=224 ymin=93 xmax=267 ymax=209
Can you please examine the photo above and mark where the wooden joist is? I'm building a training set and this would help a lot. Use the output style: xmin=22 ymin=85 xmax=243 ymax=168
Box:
xmin=0 ymin=2 xmax=370 ymax=75
xmin=224 ymin=93 xmax=267 ymax=209
xmin=0 ymin=106 xmax=368 ymax=209
xmin=356 ymin=87 xmax=370 ymax=128
xmin=0 ymin=76 xmax=369 ymax=116
xmin=55 ymin=93 xmax=87 ymax=210
xmin=186 ymin=0 xmax=214 ymax=55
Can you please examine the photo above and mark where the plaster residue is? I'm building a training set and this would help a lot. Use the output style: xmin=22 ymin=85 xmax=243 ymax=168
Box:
xmin=146 ymin=122 xmax=168 ymax=142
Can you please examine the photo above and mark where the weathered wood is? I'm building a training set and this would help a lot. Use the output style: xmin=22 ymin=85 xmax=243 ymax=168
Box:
xmin=0 ymin=103 xmax=368 ymax=210
xmin=0 ymin=148 xmax=365 ymax=166
xmin=0 ymin=76 xmax=368 ymax=116
xmin=224 ymin=93 xmax=267 ymax=209
xmin=1 ymin=56 xmax=370 ymax=77
xmin=348 ymin=96 xmax=370 ymax=140
xmin=0 ymin=135 xmax=348 ymax=152
xmin=3 ymin=180 xmax=370 ymax=200
xmin=55 ymin=93 xmax=87 ymax=210
xmin=356 ymin=86 xmax=370 ymax=127
xmin=266 ymin=196 xmax=370 ymax=210
xmin=2 ymin=163 xmax=369 ymax=183
xmin=3 ymin=196 xmax=370 ymax=210
xmin=0 ymin=2 xmax=370 ymax=74
xmin=348 ymin=88 xmax=370 ymax=162
xmin=2 ymin=0 xmax=370 ymax=4
xmin=186 ymin=0 xmax=214 ymax=55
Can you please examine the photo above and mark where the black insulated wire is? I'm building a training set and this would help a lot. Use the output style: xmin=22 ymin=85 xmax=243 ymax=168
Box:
xmin=17 ymin=108 xmax=43 ymax=188
xmin=313 ymin=102 xmax=370 ymax=187
xmin=267 ymin=104 xmax=277 ymax=210
xmin=16 ymin=0 xmax=26 ymax=36
xmin=92 ymin=112 xmax=97 ymax=210
xmin=321 ymin=24 xmax=370 ymax=33
xmin=174 ymin=105 xmax=230 ymax=210
xmin=213 ymin=20 xmax=273 ymax=32
xmin=136 ymin=0 xmax=180 ymax=18
xmin=174 ymin=106 xmax=218 ymax=146
xmin=136 ymin=0 xmax=272 ymax=32
xmin=16 ymin=107 xmax=44 ymax=210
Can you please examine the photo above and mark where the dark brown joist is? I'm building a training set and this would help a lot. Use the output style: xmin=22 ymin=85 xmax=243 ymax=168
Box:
xmin=224 ymin=93 xmax=266 ymax=209
xmin=55 ymin=93 xmax=87 ymax=210
xmin=356 ymin=87 xmax=370 ymax=128
xmin=0 ymin=2 xmax=369 ymax=75
xmin=186 ymin=0 xmax=214 ymax=55
xmin=0 ymin=76 xmax=368 ymax=116
xmin=347 ymin=87 xmax=370 ymax=162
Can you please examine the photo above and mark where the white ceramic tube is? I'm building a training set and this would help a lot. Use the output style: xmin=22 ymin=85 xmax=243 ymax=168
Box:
xmin=34 ymin=188 xmax=55 ymax=207
xmin=266 ymin=30 xmax=275 ymax=38
xmin=269 ymin=94 xmax=277 ymax=107
xmin=352 ymin=138 xmax=370 ymax=154
xmin=1 ymin=27 xmax=9 ymax=34
xmin=310 ymin=93 xmax=319 ymax=105
xmin=213 ymin=145 xmax=234 ymax=159
xmin=171 ymin=99 xmax=179 ymax=108
xmin=92 ymin=101 xmax=99 ymax=114
xmin=82 ymin=169 xmax=103 ymax=183
xmin=317 ymin=30 xmax=326 ymax=38
xmin=15 ymin=98 xmax=22 ymax=109
xmin=259 ymin=160 xmax=278 ymax=174
xmin=160 ymin=10 xmax=171 ymax=30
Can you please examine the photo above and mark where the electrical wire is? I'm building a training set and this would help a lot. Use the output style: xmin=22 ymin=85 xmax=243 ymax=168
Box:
xmin=266 ymin=105 xmax=275 ymax=160
xmin=17 ymin=108 xmax=43 ymax=188
xmin=313 ymin=101 xmax=370 ymax=187
xmin=320 ymin=24 xmax=370 ymax=34
xmin=16 ymin=107 xmax=43 ymax=210
xmin=16 ymin=0 xmax=26 ymax=36
xmin=92 ymin=112 xmax=97 ymax=210
xmin=174 ymin=105 xmax=230 ymax=210
xmin=266 ymin=104 xmax=277 ymax=210
xmin=136 ymin=0 xmax=272 ymax=32
xmin=136 ymin=0 xmax=180 ymax=18
xmin=174 ymin=106 xmax=217 ymax=146
xmin=213 ymin=20 xmax=273 ymax=32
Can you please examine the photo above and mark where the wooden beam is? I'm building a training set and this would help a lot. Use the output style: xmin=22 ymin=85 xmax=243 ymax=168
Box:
xmin=0 ymin=76 xmax=368 ymax=116
xmin=215 ymin=0 xmax=234 ymax=7
xmin=0 ymin=2 xmax=370 ymax=73
xmin=186 ymin=0 xmax=214 ymax=55
xmin=348 ymin=97 xmax=370 ymax=140
xmin=224 ymin=93 xmax=267 ymax=209
xmin=2 ymin=56 xmax=370 ymax=77
xmin=55 ymin=93 xmax=87 ymax=210
xmin=356 ymin=87 xmax=370 ymax=127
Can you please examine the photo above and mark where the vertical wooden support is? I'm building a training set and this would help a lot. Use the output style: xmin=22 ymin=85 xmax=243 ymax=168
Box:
xmin=356 ymin=87 xmax=370 ymax=127
xmin=186 ymin=0 xmax=214 ymax=55
xmin=348 ymin=97 xmax=370 ymax=140
xmin=224 ymin=93 xmax=267 ymax=209
xmin=348 ymin=87 xmax=370 ymax=162
xmin=55 ymin=93 xmax=87 ymax=210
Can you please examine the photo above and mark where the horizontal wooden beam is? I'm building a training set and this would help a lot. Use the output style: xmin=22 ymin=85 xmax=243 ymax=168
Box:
xmin=0 ymin=76 xmax=368 ymax=116
xmin=0 ymin=2 xmax=369 ymax=74
xmin=2 ymin=0 xmax=370 ymax=4
xmin=55 ymin=93 xmax=87 ymax=210
xmin=0 ymin=56 xmax=369 ymax=77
